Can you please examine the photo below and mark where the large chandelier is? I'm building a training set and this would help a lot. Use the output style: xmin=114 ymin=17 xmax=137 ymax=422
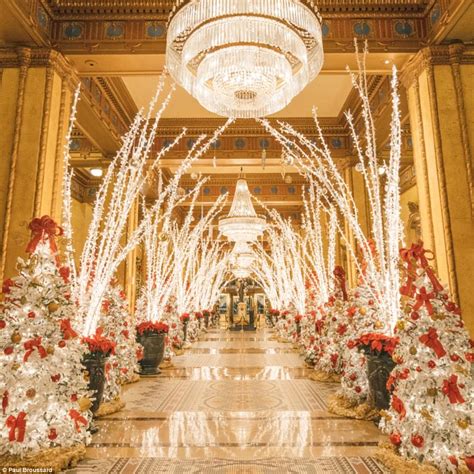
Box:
xmin=167 ymin=0 xmax=324 ymax=118
xmin=219 ymin=175 xmax=266 ymax=242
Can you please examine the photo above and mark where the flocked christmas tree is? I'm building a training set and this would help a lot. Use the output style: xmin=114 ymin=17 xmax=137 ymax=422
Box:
xmin=379 ymin=242 xmax=474 ymax=473
xmin=0 ymin=216 xmax=92 ymax=457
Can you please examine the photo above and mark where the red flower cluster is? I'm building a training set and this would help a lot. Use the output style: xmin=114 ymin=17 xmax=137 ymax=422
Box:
xmin=269 ymin=309 xmax=280 ymax=316
xmin=195 ymin=312 xmax=204 ymax=319
xmin=355 ymin=333 xmax=399 ymax=356
xmin=294 ymin=314 xmax=303 ymax=323
xmin=82 ymin=328 xmax=116 ymax=355
xmin=180 ymin=313 xmax=190 ymax=322
xmin=136 ymin=321 xmax=170 ymax=335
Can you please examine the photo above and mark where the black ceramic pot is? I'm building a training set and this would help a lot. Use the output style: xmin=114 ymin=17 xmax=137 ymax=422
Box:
xmin=82 ymin=351 xmax=108 ymax=414
xmin=296 ymin=321 xmax=301 ymax=337
xmin=136 ymin=331 xmax=166 ymax=375
xmin=366 ymin=352 xmax=396 ymax=410
xmin=204 ymin=313 xmax=209 ymax=329
xmin=182 ymin=320 xmax=188 ymax=342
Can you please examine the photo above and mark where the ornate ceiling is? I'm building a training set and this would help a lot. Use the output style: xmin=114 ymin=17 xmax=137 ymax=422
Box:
xmin=2 ymin=0 xmax=470 ymax=216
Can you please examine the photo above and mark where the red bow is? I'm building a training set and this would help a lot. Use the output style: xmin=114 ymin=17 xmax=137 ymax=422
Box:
xmin=442 ymin=375 xmax=465 ymax=404
xmin=6 ymin=411 xmax=27 ymax=442
xmin=60 ymin=319 xmax=78 ymax=340
xmin=2 ymin=391 xmax=8 ymax=415
xmin=59 ymin=266 xmax=70 ymax=283
xmin=69 ymin=409 xmax=88 ymax=432
xmin=25 ymin=216 xmax=63 ymax=264
xmin=413 ymin=287 xmax=435 ymax=315
xmin=23 ymin=337 xmax=47 ymax=362
xmin=391 ymin=395 xmax=406 ymax=419
xmin=419 ymin=327 xmax=446 ymax=358
xmin=333 ymin=266 xmax=347 ymax=301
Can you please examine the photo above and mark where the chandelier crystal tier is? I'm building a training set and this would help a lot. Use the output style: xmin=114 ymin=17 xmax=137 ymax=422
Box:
xmin=167 ymin=0 xmax=324 ymax=118
xmin=219 ymin=175 xmax=266 ymax=242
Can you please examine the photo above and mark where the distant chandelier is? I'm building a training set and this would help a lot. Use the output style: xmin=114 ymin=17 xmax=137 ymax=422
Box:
xmin=219 ymin=174 xmax=266 ymax=242
xmin=167 ymin=0 xmax=324 ymax=118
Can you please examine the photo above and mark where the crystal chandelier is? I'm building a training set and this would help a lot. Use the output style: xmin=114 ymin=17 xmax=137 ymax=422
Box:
xmin=219 ymin=174 xmax=266 ymax=242
xmin=167 ymin=0 xmax=324 ymax=118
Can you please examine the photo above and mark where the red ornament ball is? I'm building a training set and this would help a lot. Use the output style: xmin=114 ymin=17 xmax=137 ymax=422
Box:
xmin=389 ymin=432 xmax=401 ymax=446
xmin=71 ymin=394 xmax=78 ymax=402
xmin=4 ymin=346 xmax=13 ymax=355
xmin=411 ymin=434 xmax=424 ymax=448
xmin=48 ymin=428 xmax=58 ymax=440
xmin=27 ymin=311 xmax=36 ymax=319
xmin=51 ymin=374 xmax=61 ymax=383
xmin=0 ymin=320 xmax=6 ymax=329
xmin=428 ymin=360 xmax=436 ymax=369
xmin=58 ymin=340 xmax=66 ymax=348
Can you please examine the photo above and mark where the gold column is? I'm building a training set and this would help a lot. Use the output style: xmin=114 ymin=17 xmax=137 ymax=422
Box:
xmin=343 ymin=165 xmax=371 ymax=287
xmin=0 ymin=47 xmax=78 ymax=280
xmin=402 ymin=44 xmax=474 ymax=335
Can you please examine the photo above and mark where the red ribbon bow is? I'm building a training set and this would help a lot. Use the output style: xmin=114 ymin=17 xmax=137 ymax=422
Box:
xmin=23 ymin=337 xmax=47 ymax=362
xmin=442 ymin=375 xmax=465 ymax=404
xmin=6 ymin=411 xmax=27 ymax=442
xmin=2 ymin=391 xmax=8 ymax=415
xmin=333 ymin=266 xmax=347 ymax=301
xmin=391 ymin=395 xmax=406 ymax=420
xmin=419 ymin=327 xmax=446 ymax=358
xmin=69 ymin=409 xmax=88 ymax=432
xmin=413 ymin=287 xmax=435 ymax=315
xmin=25 ymin=216 xmax=63 ymax=264
xmin=60 ymin=319 xmax=78 ymax=340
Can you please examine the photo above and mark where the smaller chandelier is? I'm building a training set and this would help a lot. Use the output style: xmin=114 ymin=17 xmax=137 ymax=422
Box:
xmin=219 ymin=175 xmax=266 ymax=243
xmin=167 ymin=0 xmax=323 ymax=118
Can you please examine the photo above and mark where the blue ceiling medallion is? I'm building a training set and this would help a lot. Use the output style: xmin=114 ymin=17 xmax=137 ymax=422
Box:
xmin=394 ymin=20 xmax=414 ymax=37
xmin=259 ymin=138 xmax=269 ymax=149
xmin=331 ymin=137 xmax=342 ymax=149
xmin=211 ymin=139 xmax=221 ymax=150
xmin=271 ymin=186 xmax=278 ymax=195
xmin=288 ymin=186 xmax=296 ymax=194
xmin=63 ymin=22 xmax=83 ymax=40
xmin=430 ymin=4 xmax=441 ymax=25
xmin=353 ymin=21 xmax=371 ymax=37
xmin=203 ymin=187 xmax=211 ymax=196
xmin=146 ymin=22 xmax=165 ymax=38
xmin=106 ymin=22 xmax=124 ymax=39
xmin=235 ymin=138 xmax=246 ymax=149
xmin=321 ymin=22 xmax=330 ymax=37
xmin=254 ymin=187 xmax=262 ymax=195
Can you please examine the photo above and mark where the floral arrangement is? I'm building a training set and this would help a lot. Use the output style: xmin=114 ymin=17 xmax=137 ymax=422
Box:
xmin=82 ymin=328 xmax=116 ymax=355
xmin=180 ymin=313 xmax=190 ymax=322
xmin=354 ymin=333 xmax=399 ymax=356
xmin=136 ymin=321 xmax=169 ymax=336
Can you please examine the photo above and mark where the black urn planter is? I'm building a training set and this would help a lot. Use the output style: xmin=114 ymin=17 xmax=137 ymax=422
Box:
xmin=204 ymin=314 xmax=209 ymax=329
xmin=296 ymin=321 xmax=301 ymax=337
xmin=182 ymin=320 xmax=188 ymax=342
xmin=365 ymin=352 xmax=396 ymax=410
xmin=82 ymin=351 xmax=108 ymax=414
xmin=136 ymin=331 xmax=166 ymax=375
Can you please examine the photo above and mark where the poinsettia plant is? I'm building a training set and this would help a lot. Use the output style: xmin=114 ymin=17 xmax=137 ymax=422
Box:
xmin=180 ymin=313 xmax=190 ymax=322
xmin=195 ymin=312 xmax=204 ymax=319
xmin=354 ymin=333 xmax=399 ymax=356
xmin=82 ymin=327 xmax=116 ymax=355
xmin=294 ymin=314 xmax=303 ymax=323
xmin=136 ymin=321 xmax=169 ymax=336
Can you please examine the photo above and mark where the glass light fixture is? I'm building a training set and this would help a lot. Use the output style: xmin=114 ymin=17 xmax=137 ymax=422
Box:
xmin=90 ymin=168 xmax=103 ymax=177
xmin=219 ymin=174 xmax=266 ymax=242
xmin=167 ymin=0 xmax=324 ymax=118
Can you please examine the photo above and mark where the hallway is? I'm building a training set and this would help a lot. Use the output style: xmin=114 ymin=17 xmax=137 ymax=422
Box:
xmin=69 ymin=328 xmax=387 ymax=473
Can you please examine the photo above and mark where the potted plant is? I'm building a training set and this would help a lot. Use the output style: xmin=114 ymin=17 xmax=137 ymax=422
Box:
xmin=136 ymin=321 xmax=169 ymax=375
xmin=82 ymin=328 xmax=116 ymax=414
xmin=355 ymin=333 xmax=399 ymax=410
xmin=203 ymin=310 xmax=210 ymax=329
xmin=180 ymin=313 xmax=190 ymax=342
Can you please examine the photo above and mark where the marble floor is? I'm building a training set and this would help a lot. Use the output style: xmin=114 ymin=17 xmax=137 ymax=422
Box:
xmin=68 ymin=328 xmax=387 ymax=473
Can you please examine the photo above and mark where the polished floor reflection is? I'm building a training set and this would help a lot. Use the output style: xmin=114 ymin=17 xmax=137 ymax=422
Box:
xmin=68 ymin=328 xmax=387 ymax=473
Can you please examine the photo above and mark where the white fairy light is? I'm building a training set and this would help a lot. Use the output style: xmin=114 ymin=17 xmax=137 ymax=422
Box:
xmin=258 ymin=44 xmax=403 ymax=332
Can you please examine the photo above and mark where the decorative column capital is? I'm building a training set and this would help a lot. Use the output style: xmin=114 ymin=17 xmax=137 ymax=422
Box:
xmin=400 ymin=42 xmax=474 ymax=89
xmin=0 ymin=46 xmax=79 ymax=91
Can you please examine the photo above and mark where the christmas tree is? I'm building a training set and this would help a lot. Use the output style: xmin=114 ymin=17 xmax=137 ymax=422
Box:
xmin=379 ymin=243 xmax=474 ymax=473
xmin=98 ymin=282 xmax=141 ymax=407
xmin=0 ymin=216 xmax=91 ymax=457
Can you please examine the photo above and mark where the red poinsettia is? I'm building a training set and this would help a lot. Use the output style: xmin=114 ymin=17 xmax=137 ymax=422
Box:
xmin=355 ymin=333 xmax=399 ymax=356
xmin=294 ymin=314 xmax=303 ymax=323
xmin=136 ymin=321 xmax=169 ymax=335
xmin=82 ymin=328 xmax=116 ymax=355
xmin=195 ymin=312 xmax=204 ymax=319
xmin=180 ymin=313 xmax=190 ymax=322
